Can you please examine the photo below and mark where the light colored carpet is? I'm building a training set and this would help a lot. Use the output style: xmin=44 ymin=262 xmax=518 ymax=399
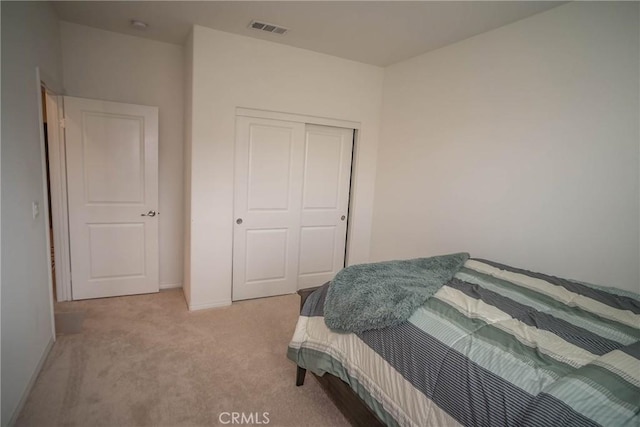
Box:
xmin=54 ymin=311 xmax=86 ymax=335
xmin=16 ymin=290 xmax=349 ymax=427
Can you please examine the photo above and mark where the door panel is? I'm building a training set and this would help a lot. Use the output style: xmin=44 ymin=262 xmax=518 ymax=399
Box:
xmin=302 ymin=131 xmax=344 ymax=209
xmin=83 ymin=113 xmax=145 ymax=203
xmin=298 ymin=125 xmax=353 ymax=288
xmin=87 ymin=223 xmax=145 ymax=279
xmin=298 ymin=226 xmax=336 ymax=276
xmin=233 ymin=117 xmax=304 ymax=300
xmin=247 ymin=125 xmax=294 ymax=210
xmin=233 ymin=117 xmax=353 ymax=300
xmin=65 ymin=96 xmax=159 ymax=300
xmin=245 ymin=229 xmax=289 ymax=282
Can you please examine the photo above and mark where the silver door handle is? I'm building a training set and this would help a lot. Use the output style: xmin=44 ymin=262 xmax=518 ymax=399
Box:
xmin=141 ymin=210 xmax=157 ymax=217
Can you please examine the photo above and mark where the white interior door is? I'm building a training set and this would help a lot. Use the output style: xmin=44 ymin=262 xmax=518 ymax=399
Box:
xmin=233 ymin=116 xmax=353 ymax=301
xmin=64 ymin=96 xmax=159 ymax=300
xmin=298 ymin=125 xmax=353 ymax=288
xmin=233 ymin=117 xmax=305 ymax=300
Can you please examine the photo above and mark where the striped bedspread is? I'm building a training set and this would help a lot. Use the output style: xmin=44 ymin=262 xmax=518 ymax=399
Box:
xmin=287 ymin=258 xmax=640 ymax=427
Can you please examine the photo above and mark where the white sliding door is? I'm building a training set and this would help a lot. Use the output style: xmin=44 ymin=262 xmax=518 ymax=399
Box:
xmin=233 ymin=117 xmax=353 ymax=301
xmin=298 ymin=125 xmax=353 ymax=288
xmin=65 ymin=96 xmax=159 ymax=300
xmin=233 ymin=117 xmax=305 ymax=300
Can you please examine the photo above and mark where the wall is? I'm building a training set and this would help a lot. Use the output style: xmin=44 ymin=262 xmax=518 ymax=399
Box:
xmin=186 ymin=26 xmax=384 ymax=309
xmin=1 ymin=2 xmax=63 ymax=424
xmin=372 ymin=2 xmax=639 ymax=292
xmin=183 ymin=30 xmax=193 ymax=305
xmin=60 ymin=22 xmax=185 ymax=289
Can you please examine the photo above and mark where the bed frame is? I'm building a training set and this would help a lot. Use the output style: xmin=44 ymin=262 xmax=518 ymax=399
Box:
xmin=295 ymin=287 xmax=386 ymax=427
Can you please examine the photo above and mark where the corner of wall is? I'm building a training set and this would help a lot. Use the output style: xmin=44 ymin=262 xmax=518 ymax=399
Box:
xmin=182 ymin=27 xmax=194 ymax=307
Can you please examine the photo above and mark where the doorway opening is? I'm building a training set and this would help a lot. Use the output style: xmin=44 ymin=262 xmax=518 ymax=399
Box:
xmin=39 ymin=84 xmax=87 ymax=334
xmin=39 ymin=83 xmax=72 ymax=304
xmin=41 ymin=86 xmax=57 ymax=302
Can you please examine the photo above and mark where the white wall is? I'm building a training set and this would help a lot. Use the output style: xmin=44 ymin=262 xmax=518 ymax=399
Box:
xmin=60 ymin=22 xmax=185 ymax=289
xmin=183 ymin=30 xmax=194 ymax=305
xmin=372 ymin=2 xmax=639 ymax=292
xmin=1 ymin=2 xmax=63 ymax=424
xmin=186 ymin=26 xmax=384 ymax=309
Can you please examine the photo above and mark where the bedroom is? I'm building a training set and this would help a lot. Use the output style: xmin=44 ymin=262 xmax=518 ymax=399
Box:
xmin=1 ymin=1 xmax=638 ymax=426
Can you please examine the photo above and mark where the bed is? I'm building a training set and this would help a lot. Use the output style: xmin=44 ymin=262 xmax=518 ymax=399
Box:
xmin=287 ymin=257 xmax=640 ymax=427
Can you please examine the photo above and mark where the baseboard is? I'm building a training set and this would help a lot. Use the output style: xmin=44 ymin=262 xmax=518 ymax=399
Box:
xmin=188 ymin=299 xmax=232 ymax=311
xmin=159 ymin=282 xmax=182 ymax=290
xmin=8 ymin=336 xmax=55 ymax=426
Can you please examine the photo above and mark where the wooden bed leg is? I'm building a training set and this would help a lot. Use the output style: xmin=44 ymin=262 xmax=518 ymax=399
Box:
xmin=296 ymin=366 xmax=307 ymax=386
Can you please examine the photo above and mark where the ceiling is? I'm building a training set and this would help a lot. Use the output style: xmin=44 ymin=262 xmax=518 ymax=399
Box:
xmin=52 ymin=1 xmax=565 ymax=67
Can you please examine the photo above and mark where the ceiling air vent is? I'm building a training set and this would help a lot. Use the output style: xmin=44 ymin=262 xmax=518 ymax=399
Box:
xmin=249 ymin=20 xmax=288 ymax=35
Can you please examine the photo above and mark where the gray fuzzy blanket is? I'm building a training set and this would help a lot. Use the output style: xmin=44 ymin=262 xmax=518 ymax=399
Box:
xmin=324 ymin=253 xmax=469 ymax=333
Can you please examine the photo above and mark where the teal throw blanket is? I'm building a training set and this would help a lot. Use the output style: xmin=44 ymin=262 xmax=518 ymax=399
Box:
xmin=324 ymin=253 xmax=469 ymax=333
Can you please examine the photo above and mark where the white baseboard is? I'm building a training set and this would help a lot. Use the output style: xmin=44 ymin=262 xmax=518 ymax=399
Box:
xmin=8 ymin=336 xmax=55 ymax=426
xmin=188 ymin=299 xmax=232 ymax=311
xmin=159 ymin=282 xmax=182 ymax=290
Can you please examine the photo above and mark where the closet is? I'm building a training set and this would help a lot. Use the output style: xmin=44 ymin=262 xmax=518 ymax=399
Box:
xmin=233 ymin=116 xmax=354 ymax=300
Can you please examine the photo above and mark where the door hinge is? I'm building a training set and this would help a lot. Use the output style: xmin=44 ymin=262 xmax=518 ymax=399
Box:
xmin=59 ymin=118 xmax=66 ymax=128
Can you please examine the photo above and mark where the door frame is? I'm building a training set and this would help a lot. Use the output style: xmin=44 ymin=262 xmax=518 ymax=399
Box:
xmin=35 ymin=68 xmax=62 ymax=339
xmin=42 ymin=85 xmax=72 ymax=302
xmin=236 ymin=107 xmax=360 ymax=130
xmin=234 ymin=107 xmax=360 ymax=281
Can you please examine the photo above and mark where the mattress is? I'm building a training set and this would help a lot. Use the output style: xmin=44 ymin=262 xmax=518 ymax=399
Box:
xmin=287 ymin=258 xmax=640 ymax=427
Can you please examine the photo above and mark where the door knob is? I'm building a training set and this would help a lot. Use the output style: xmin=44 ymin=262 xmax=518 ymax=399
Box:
xmin=236 ymin=218 xmax=243 ymax=224
xmin=340 ymin=215 xmax=346 ymax=221
xmin=141 ymin=210 xmax=157 ymax=217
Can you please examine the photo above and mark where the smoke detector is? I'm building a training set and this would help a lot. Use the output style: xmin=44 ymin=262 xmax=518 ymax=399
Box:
xmin=248 ymin=20 xmax=288 ymax=35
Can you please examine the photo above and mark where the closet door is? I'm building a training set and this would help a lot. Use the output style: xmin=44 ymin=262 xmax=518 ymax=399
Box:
xmin=297 ymin=125 xmax=353 ymax=288
xmin=233 ymin=117 xmax=305 ymax=300
xmin=233 ymin=117 xmax=353 ymax=301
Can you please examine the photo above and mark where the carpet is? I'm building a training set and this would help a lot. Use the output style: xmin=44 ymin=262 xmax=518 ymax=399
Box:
xmin=16 ymin=290 xmax=349 ymax=427
xmin=54 ymin=311 xmax=86 ymax=335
